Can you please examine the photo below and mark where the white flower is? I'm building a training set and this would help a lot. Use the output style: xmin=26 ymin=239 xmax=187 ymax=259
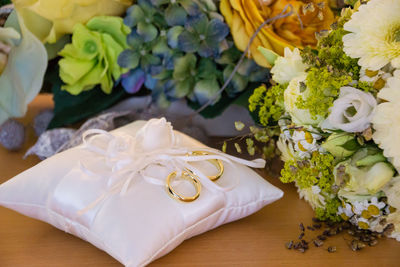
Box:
xmin=372 ymin=70 xmax=400 ymax=172
xmin=359 ymin=67 xmax=393 ymax=90
xmin=387 ymin=211 xmax=400 ymax=241
xmin=271 ymin=47 xmax=308 ymax=84
xmin=134 ymin=118 xmax=176 ymax=153
xmin=284 ymin=74 xmax=323 ymax=126
xmin=276 ymin=136 xmax=295 ymax=162
xmin=297 ymin=185 xmax=326 ymax=209
xmin=292 ymin=129 xmax=321 ymax=159
xmin=326 ymin=87 xmax=376 ymax=132
xmin=343 ymin=0 xmax=400 ymax=71
xmin=383 ymin=176 xmax=400 ymax=210
xmin=338 ymin=202 xmax=354 ymax=220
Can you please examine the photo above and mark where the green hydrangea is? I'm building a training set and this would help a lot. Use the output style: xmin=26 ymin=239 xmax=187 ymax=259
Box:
xmin=295 ymin=67 xmax=352 ymax=118
xmin=315 ymin=197 xmax=342 ymax=222
xmin=248 ymin=84 xmax=285 ymax=126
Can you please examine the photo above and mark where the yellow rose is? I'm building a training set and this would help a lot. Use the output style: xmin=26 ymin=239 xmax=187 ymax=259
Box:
xmin=13 ymin=0 xmax=133 ymax=43
xmin=220 ymin=0 xmax=335 ymax=67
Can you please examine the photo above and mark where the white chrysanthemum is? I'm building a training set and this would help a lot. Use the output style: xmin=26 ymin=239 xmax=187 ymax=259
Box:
xmin=372 ymin=70 xmax=400 ymax=172
xmin=343 ymin=0 xmax=400 ymax=71
xmin=276 ymin=136 xmax=296 ymax=162
xmin=297 ymin=185 xmax=326 ymax=209
xmin=271 ymin=47 xmax=308 ymax=84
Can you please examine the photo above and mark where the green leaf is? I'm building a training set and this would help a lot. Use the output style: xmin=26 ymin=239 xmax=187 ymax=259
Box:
xmin=340 ymin=139 xmax=361 ymax=151
xmin=48 ymin=66 xmax=129 ymax=129
xmin=258 ymin=46 xmax=279 ymax=67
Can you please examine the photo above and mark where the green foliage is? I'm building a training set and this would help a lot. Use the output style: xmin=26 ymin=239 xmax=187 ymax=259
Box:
xmin=315 ymin=197 xmax=342 ymax=222
xmin=354 ymin=81 xmax=377 ymax=95
xmin=296 ymin=67 xmax=352 ymax=118
xmin=0 ymin=0 xmax=10 ymax=6
xmin=47 ymin=64 xmax=129 ymax=129
xmin=280 ymin=152 xmax=336 ymax=195
xmin=317 ymin=27 xmax=360 ymax=79
xmin=248 ymin=84 xmax=285 ymax=126
xmin=301 ymin=12 xmax=359 ymax=79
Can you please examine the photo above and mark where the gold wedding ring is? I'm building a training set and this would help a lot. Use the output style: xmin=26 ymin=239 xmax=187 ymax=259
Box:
xmin=166 ymin=170 xmax=201 ymax=202
xmin=191 ymin=151 xmax=224 ymax=181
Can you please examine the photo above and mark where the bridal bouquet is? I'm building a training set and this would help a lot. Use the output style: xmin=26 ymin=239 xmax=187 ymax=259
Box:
xmin=249 ymin=0 xmax=400 ymax=241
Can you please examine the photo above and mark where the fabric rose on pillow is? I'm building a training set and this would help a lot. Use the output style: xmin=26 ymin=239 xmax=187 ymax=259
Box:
xmin=220 ymin=0 xmax=334 ymax=67
xmin=325 ymin=87 xmax=377 ymax=132
xmin=13 ymin=0 xmax=133 ymax=43
xmin=134 ymin=118 xmax=176 ymax=153
xmin=58 ymin=16 xmax=130 ymax=95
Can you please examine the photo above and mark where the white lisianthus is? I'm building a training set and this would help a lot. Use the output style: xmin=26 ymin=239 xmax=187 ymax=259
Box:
xmin=325 ymin=87 xmax=376 ymax=132
xmin=134 ymin=118 xmax=176 ymax=153
xmin=271 ymin=47 xmax=308 ymax=84
xmin=343 ymin=0 xmax=400 ymax=70
xmin=372 ymin=70 xmax=400 ymax=172
xmin=284 ymin=74 xmax=323 ymax=126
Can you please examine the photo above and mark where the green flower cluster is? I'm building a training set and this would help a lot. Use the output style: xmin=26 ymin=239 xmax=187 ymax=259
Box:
xmin=118 ymin=0 xmax=268 ymax=106
xmin=301 ymin=10 xmax=359 ymax=79
xmin=280 ymin=152 xmax=336 ymax=195
xmin=295 ymin=67 xmax=352 ymax=118
xmin=248 ymin=84 xmax=285 ymax=126
xmin=281 ymin=152 xmax=341 ymax=221
xmin=315 ymin=197 xmax=342 ymax=222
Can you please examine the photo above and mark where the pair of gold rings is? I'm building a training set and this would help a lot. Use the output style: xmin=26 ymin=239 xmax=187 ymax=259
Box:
xmin=166 ymin=151 xmax=224 ymax=202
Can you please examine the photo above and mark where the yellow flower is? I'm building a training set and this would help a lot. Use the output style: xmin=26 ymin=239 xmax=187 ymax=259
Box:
xmin=12 ymin=0 xmax=133 ymax=43
xmin=220 ymin=0 xmax=335 ymax=67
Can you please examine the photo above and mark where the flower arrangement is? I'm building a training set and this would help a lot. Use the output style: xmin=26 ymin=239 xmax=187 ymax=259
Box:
xmin=248 ymin=0 xmax=400 ymax=241
xmin=0 ymin=0 xmax=337 ymax=136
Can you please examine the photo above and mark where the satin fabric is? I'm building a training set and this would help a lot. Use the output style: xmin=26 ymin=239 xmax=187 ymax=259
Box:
xmin=0 ymin=120 xmax=284 ymax=266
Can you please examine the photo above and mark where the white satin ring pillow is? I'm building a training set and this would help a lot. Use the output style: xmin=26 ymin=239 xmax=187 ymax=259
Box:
xmin=0 ymin=119 xmax=283 ymax=266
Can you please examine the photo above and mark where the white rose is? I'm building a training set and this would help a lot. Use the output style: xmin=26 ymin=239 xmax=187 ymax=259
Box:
xmin=134 ymin=118 xmax=176 ymax=152
xmin=284 ymin=74 xmax=323 ymax=126
xmin=326 ymin=87 xmax=377 ymax=132
xmin=271 ymin=47 xmax=308 ymax=84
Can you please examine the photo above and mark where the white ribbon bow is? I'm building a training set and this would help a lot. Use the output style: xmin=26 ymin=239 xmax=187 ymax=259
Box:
xmin=77 ymin=126 xmax=265 ymax=214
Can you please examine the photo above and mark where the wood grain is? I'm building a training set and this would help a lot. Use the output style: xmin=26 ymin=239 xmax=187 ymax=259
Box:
xmin=0 ymin=95 xmax=399 ymax=266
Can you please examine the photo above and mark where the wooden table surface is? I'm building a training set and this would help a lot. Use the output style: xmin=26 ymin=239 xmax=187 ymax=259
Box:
xmin=0 ymin=95 xmax=399 ymax=266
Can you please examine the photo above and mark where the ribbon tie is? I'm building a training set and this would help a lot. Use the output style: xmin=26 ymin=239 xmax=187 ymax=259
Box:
xmin=77 ymin=126 xmax=265 ymax=213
